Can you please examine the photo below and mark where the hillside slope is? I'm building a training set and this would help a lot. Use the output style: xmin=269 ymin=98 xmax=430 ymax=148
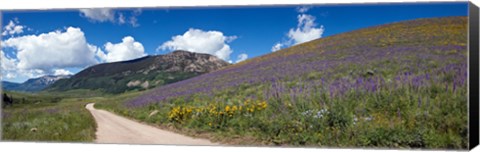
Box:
xmin=2 ymin=81 xmax=21 ymax=90
xmin=128 ymin=17 xmax=467 ymax=107
xmin=117 ymin=17 xmax=467 ymax=148
xmin=46 ymin=50 xmax=230 ymax=94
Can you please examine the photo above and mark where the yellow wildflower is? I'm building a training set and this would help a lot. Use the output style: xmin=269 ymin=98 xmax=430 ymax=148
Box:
xmin=261 ymin=101 xmax=267 ymax=109
xmin=225 ymin=105 xmax=231 ymax=112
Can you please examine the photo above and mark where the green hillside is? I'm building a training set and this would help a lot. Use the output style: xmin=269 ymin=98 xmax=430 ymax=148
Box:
xmin=98 ymin=17 xmax=468 ymax=149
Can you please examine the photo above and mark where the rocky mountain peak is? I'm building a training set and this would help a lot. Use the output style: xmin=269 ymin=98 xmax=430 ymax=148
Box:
xmin=47 ymin=50 xmax=231 ymax=94
xmin=155 ymin=50 xmax=230 ymax=73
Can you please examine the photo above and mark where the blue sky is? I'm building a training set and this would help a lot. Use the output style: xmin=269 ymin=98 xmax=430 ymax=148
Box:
xmin=1 ymin=2 xmax=468 ymax=83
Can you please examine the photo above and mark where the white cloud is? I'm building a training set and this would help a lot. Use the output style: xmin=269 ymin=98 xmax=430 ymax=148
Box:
xmin=271 ymin=43 xmax=284 ymax=52
xmin=79 ymin=8 xmax=115 ymax=22
xmin=129 ymin=15 xmax=139 ymax=27
xmin=235 ymin=53 xmax=248 ymax=63
xmin=1 ymin=27 xmax=147 ymax=81
xmin=20 ymin=69 xmax=45 ymax=79
xmin=271 ymin=12 xmax=324 ymax=52
xmin=79 ymin=8 xmax=141 ymax=27
xmin=2 ymin=18 xmax=26 ymax=36
xmin=2 ymin=27 xmax=99 ymax=71
xmin=118 ymin=13 xmax=126 ymax=24
xmin=53 ymin=69 xmax=73 ymax=76
xmin=129 ymin=9 xmax=142 ymax=27
xmin=3 ymin=73 xmax=15 ymax=79
xmin=1 ymin=50 xmax=47 ymax=79
xmin=1 ymin=50 xmax=18 ymax=79
xmin=1 ymin=51 xmax=16 ymax=71
xmin=158 ymin=28 xmax=237 ymax=61
xmin=296 ymin=6 xmax=311 ymax=13
xmin=288 ymin=14 xmax=324 ymax=44
xmin=98 ymin=36 xmax=146 ymax=62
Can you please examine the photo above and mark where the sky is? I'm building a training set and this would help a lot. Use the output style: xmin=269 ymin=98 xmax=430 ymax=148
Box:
xmin=0 ymin=2 xmax=468 ymax=83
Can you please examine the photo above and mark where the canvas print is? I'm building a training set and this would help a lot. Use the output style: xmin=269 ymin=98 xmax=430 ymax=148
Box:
xmin=0 ymin=2 xmax=470 ymax=150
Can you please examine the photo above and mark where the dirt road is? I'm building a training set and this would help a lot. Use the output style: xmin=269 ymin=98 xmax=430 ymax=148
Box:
xmin=85 ymin=103 xmax=218 ymax=145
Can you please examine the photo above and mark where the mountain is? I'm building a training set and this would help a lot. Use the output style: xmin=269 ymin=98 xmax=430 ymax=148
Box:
xmin=46 ymin=50 xmax=230 ymax=94
xmin=2 ymin=75 xmax=71 ymax=92
xmin=2 ymin=81 xmax=21 ymax=90
xmin=126 ymin=17 xmax=467 ymax=107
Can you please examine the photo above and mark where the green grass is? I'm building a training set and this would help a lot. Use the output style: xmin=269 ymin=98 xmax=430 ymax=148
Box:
xmin=96 ymin=79 xmax=467 ymax=149
xmin=1 ymin=91 xmax=97 ymax=142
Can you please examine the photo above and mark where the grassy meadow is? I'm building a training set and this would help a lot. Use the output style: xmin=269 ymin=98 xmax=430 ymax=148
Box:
xmin=1 ymin=89 xmax=147 ymax=142
xmin=95 ymin=17 xmax=469 ymax=149
xmin=1 ymin=91 xmax=98 ymax=142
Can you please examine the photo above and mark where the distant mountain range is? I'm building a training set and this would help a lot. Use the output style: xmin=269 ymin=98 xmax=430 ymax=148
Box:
xmin=2 ymin=75 xmax=71 ymax=92
xmin=45 ymin=50 xmax=230 ymax=94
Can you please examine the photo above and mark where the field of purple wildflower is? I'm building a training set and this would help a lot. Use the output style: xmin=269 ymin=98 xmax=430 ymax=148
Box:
xmin=97 ymin=17 xmax=468 ymax=149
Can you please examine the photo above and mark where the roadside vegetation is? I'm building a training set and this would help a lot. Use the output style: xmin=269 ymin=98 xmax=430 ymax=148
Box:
xmin=1 ymin=91 xmax=97 ymax=142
